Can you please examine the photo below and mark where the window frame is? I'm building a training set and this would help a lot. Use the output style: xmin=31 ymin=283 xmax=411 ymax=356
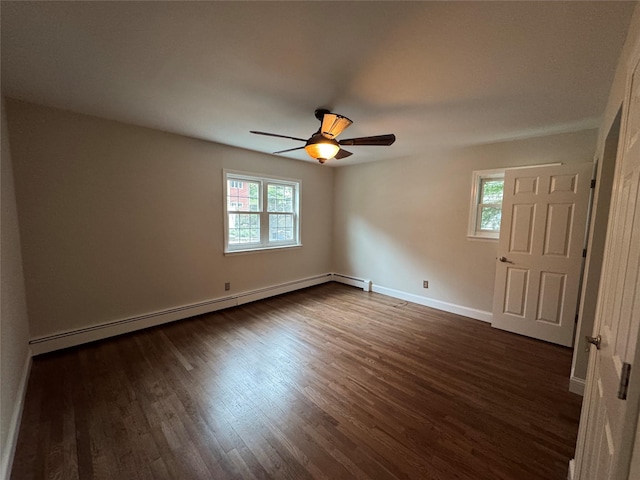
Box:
xmin=467 ymin=168 xmax=505 ymax=240
xmin=467 ymin=163 xmax=562 ymax=240
xmin=223 ymin=169 xmax=301 ymax=254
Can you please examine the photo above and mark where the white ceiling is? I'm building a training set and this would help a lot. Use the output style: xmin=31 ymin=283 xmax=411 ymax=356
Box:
xmin=1 ymin=1 xmax=636 ymax=165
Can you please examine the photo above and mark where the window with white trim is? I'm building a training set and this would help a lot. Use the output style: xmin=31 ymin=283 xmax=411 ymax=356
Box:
xmin=224 ymin=170 xmax=301 ymax=252
xmin=467 ymin=169 xmax=505 ymax=239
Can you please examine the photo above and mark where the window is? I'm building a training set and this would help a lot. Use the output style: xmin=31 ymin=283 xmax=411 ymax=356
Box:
xmin=224 ymin=170 xmax=301 ymax=253
xmin=468 ymin=169 xmax=505 ymax=239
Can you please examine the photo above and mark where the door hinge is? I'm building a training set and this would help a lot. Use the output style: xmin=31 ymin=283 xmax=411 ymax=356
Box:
xmin=591 ymin=178 xmax=596 ymax=188
xmin=583 ymin=248 xmax=587 ymax=258
xmin=618 ymin=362 xmax=631 ymax=400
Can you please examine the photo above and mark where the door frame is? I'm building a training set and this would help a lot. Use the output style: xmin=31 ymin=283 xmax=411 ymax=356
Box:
xmin=572 ymin=35 xmax=640 ymax=480
xmin=570 ymin=109 xmax=622 ymax=395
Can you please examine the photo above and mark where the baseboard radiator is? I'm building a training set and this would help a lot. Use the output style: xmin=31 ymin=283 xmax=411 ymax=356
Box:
xmin=29 ymin=273 xmax=333 ymax=355
xmin=29 ymin=273 xmax=492 ymax=355
xmin=331 ymin=273 xmax=372 ymax=291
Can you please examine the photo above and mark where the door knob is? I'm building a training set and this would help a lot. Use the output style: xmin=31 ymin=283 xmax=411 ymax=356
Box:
xmin=585 ymin=335 xmax=601 ymax=351
xmin=498 ymin=256 xmax=514 ymax=264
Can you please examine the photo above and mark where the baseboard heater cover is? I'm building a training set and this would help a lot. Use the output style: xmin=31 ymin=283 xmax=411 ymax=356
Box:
xmin=332 ymin=274 xmax=371 ymax=291
xmin=29 ymin=273 xmax=332 ymax=355
xmin=29 ymin=273 xmax=492 ymax=354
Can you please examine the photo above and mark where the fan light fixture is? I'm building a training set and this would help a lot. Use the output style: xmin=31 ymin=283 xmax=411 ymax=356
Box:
xmin=321 ymin=113 xmax=353 ymax=139
xmin=250 ymin=108 xmax=396 ymax=164
xmin=304 ymin=134 xmax=340 ymax=163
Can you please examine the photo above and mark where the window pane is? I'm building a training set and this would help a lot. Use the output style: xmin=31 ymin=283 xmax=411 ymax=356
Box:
xmin=269 ymin=214 xmax=294 ymax=242
xmin=267 ymin=184 xmax=294 ymax=212
xmin=481 ymin=180 xmax=504 ymax=204
xmin=228 ymin=213 xmax=260 ymax=244
xmin=228 ymin=180 xmax=260 ymax=211
xmin=480 ymin=206 xmax=502 ymax=231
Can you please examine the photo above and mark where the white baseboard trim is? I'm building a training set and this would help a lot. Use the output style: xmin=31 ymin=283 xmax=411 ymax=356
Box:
xmin=1 ymin=349 xmax=32 ymax=480
xmin=569 ymin=376 xmax=586 ymax=396
xmin=29 ymin=273 xmax=332 ymax=355
xmin=372 ymin=284 xmax=493 ymax=323
xmin=568 ymin=458 xmax=575 ymax=480
xmin=331 ymin=274 xmax=493 ymax=323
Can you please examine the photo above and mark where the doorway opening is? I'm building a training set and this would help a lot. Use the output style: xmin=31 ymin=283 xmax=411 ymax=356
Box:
xmin=570 ymin=106 xmax=622 ymax=394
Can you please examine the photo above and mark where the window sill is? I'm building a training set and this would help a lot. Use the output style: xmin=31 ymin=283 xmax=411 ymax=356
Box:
xmin=466 ymin=234 xmax=499 ymax=242
xmin=224 ymin=244 xmax=303 ymax=255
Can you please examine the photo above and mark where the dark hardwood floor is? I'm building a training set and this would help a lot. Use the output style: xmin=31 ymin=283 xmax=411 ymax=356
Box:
xmin=11 ymin=283 xmax=583 ymax=479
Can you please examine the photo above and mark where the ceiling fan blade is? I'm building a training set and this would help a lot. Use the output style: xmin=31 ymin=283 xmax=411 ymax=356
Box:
xmin=273 ymin=146 xmax=305 ymax=154
xmin=339 ymin=134 xmax=396 ymax=146
xmin=334 ymin=149 xmax=353 ymax=159
xmin=250 ymin=131 xmax=307 ymax=142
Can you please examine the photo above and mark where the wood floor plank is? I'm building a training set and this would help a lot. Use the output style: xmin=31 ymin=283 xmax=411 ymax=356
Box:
xmin=11 ymin=283 xmax=582 ymax=479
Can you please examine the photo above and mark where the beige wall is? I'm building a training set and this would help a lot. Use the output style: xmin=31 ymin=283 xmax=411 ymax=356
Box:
xmin=1 ymin=98 xmax=31 ymax=477
xmin=1 ymin=100 xmax=602 ymax=387
xmin=5 ymin=100 xmax=334 ymax=340
xmin=333 ymin=129 xmax=597 ymax=315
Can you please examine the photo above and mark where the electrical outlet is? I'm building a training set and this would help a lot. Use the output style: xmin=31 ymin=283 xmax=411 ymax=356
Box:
xmin=225 ymin=282 xmax=231 ymax=291
xmin=423 ymin=280 xmax=429 ymax=288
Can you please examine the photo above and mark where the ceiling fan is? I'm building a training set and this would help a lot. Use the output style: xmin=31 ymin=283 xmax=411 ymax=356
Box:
xmin=250 ymin=109 xmax=396 ymax=164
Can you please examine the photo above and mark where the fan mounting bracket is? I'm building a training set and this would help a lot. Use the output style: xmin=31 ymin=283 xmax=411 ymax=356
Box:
xmin=314 ymin=108 xmax=331 ymax=122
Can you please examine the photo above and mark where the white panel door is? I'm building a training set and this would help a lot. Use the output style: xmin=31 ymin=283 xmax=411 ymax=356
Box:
xmin=492 ymin=162 xmax=592 ymax=346
xmin=575 ymin=54 xmax=640 ymax=480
